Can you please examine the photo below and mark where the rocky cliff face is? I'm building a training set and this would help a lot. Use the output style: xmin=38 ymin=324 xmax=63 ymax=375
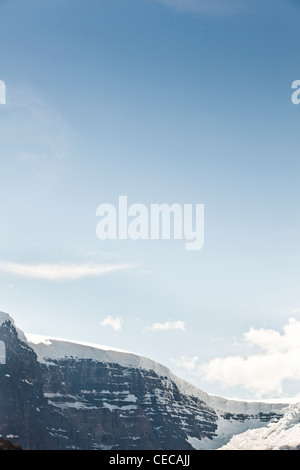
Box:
xmin=40 ymin=358 xmax=218 ymax=450
xmin=0 ymin=313 xmax=285 ymax=450
xmin=0 ymin=319 xmax=53 ymax=450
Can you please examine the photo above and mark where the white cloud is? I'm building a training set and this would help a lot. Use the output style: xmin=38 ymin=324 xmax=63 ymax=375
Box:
xmin=100 ymin=316 xmax=122 ymax=333
xmin=155 ymin=0 xmax=244 ymax=15
xmin=147 ymin=320 xmax=186 ymax=332
xmin=0 ymin=261 xmax=133 ymax=281
xmin=200 ymin=318 xmax=300 ymax=398
xmin=170 ymin=355 xmax=199 ymax=371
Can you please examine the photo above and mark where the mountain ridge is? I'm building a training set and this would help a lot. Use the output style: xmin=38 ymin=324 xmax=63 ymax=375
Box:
xmin=0 ymin=311 xmax=289 ymax=450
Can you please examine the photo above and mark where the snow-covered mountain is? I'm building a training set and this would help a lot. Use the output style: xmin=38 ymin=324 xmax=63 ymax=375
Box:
xmin=220 ymin=403 xmax=300 ymax=450
xmin=0 ymin=311 xmax=290 ymax=450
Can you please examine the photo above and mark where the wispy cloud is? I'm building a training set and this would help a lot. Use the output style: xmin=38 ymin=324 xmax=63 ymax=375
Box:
xmin=0 ymin=261 xmax=133 ymax=281
xmin=147 ymin=320 xmax=186 ymax=332
xmin=200 ymin=317 xmax=300 ymax=398
xmin=100 ymin=315 xmax=123 ymax=333
xmin=170 ymin=355 xmax=199 ymax=370
xmin=155 ymin=0 xmax=245 ymax=15
xmin=289 ymin=308 xmax=300 ymax=315
xmin=0 ymin=85 xmax=72 ymax=182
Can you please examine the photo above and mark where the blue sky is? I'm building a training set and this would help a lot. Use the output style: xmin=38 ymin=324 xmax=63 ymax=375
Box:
xmin=0 ymin=0 xmax=300 ymax=400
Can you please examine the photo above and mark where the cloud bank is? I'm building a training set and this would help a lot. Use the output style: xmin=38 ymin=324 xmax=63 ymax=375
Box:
xmin=200 ymin=317 xmax=300 ymax=398
xmin=0 ymin=261 xmax=133 ymax=281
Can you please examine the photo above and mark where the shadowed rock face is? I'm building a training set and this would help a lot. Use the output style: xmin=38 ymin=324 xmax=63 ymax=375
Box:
xmin=0 ymin=320 xmax=53 ymax=450
xmin=41 ymin=358 xmax=218 ymax=450
xmin=0 ymin=318 xmax=283 ymax=450
xmin=0 ymin=319 xmax=218 ymax=450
